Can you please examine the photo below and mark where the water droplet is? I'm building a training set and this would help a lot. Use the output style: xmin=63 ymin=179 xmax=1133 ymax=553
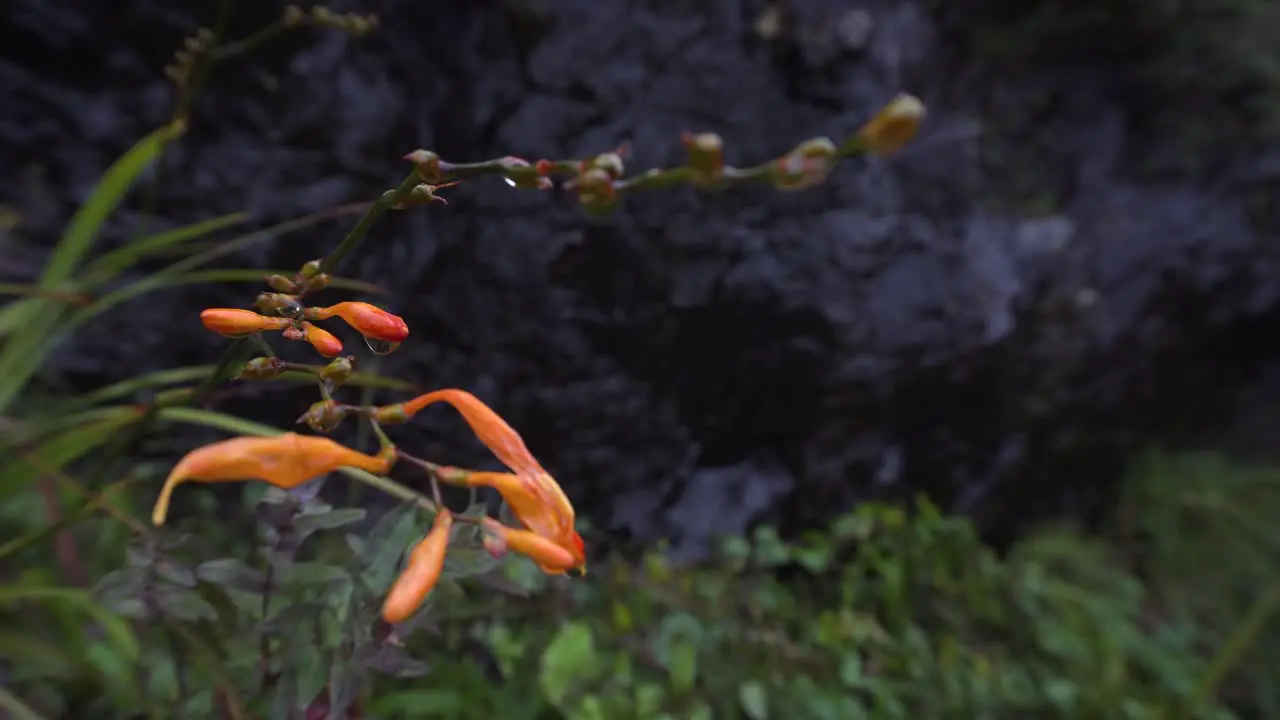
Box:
xmin=503 ymin=177 xmax=517 ymax=187
xmin=364 ymin=337 xmax=401 ymax=355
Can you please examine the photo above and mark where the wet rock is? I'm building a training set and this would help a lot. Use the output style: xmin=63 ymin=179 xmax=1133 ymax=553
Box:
xmin=2 ymin=0 xmax=1279 ymax=556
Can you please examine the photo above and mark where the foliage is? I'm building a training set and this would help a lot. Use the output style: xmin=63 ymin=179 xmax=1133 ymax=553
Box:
xmin=1 ymin=5 xmax=1276 ymax=720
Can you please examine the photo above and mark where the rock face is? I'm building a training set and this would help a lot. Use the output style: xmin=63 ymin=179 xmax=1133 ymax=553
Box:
xmin=3 ymin=0 xmax=1279 ymax=557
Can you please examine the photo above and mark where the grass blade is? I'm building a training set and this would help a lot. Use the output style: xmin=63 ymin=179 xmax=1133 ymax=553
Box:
xmin=79 ymin=211 xmax=249 ymax=289
xmin=41 ymin=122 xmax=183 ymax=287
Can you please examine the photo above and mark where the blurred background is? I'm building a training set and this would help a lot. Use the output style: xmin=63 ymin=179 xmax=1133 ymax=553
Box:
xmin=2 ymin=0 xmax=1279 ymax=718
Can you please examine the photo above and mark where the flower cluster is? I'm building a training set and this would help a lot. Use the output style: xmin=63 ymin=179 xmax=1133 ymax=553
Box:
xmin=159 ymin=259 xmax=586 ymax=627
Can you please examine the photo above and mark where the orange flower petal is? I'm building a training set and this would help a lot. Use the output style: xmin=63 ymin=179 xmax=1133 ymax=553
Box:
xmin=152 ymin=433 xmax=390 ymax=526
xmin=399 ymin=389 xmax=545 ymax=480
xmin=200 ymin=308 xmax=291 ymax=338
xmin=313 ymin=302 xmax=409 ymax=343
xmin=483 ymin=519 xmax=579 ymax=575
xmin=301 ymin=321 xmax=343 ymax=357
xmin=382 ymin=511 xmax=452 ymax=623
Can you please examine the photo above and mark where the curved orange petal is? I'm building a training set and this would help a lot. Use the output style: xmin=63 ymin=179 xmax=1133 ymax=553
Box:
xmin=152 ymin=433 xmax=389 ymax=526
xmin=400 ymin=390 xmax=545 ymax=479
xmin=482 ymin=519 xmax=578 ymax=575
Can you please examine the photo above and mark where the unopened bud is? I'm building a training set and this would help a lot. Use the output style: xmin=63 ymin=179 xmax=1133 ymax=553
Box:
xmin=587 ymin=151 xmax=626 ymax=179
xmin=392 ymin=181 xmax=462 ymax=209
xmin=403 ymin=150 xmax=443 ymax=183
xmin=682 ymin=132 xmax=725 ymax=184
xmin=319 ymin=355 xmax=355 ymax=392
xmin=483 ymin=533 xmax=509 ymax=559
xmin=299 ymin=322 xmax=343 ymax=358
xmin=298 ymin=259 xmax=323 ymax=279
xmin=851 ymin=93 xmax=925 ymax=155
xmin=239 ymin=356 xmax=287 ymax=380
xmin=302 ymin=273 xmax=331 ymax=293
xmin=266 ymin=274 xmax=298 ymax=293
xmin=772 ymin=137 xmax=838 ymax=191
xmin=569 ymin=168 xmax=617 ymax=215
xmin=297 ymin=400 xmax=347 ymax=434
xmin=371 ymin=403 xmax=410 ymax=425
xmin=255 ymin=292 xmax=303 ymax=318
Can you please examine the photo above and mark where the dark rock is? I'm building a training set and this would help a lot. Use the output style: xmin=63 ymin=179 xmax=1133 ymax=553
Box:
xmin=3 ymin=0 xmax=1279 ymax=556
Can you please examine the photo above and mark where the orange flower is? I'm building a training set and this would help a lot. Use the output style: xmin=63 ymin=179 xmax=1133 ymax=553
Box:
xmin=152 ymin=433 xmax=393 ymax=526
xmin=382 ymin=510 xmax=453 ymax=624
xmin=310 ymin=302 xmax=409 ymax=343
xmin=481 ymin=517 xmax=578 ymax=574
xmin=300 ymin=321 xmax=343 ymax=357
xmin=449 ymin=470 xmax=585 ymax=575
xmin=854 ymin=93 xmax=926 ymax=155
xmin=200 ymin=308 xmax=292 ymax=338
xmin=386 ymin=388 xmax=586 ymax=574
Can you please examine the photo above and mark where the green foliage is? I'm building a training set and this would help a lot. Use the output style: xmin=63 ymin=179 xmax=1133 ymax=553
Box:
xmin=373 ymin=499 xmax=1238 ymax=720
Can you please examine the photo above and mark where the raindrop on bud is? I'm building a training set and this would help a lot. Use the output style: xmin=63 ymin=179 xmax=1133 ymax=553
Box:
xmin=364 ymin=337 xmax=401 ymax=355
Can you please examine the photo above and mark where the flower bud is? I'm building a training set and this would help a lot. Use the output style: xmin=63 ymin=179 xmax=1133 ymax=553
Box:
xmin=393 ymin=181 xmax=461 ymax=209
xmin=266 ymin=274 xmax=298 ymax=293
xmin=255 ymin=292 xmax=303 ymax=318
xmin=569 ymin=168 xmax=617 ymax=215
xmin=681 ymin=132 xmax=725 ymax=184
xmin=297 ymin=400 xmax=347 ymax=433
xmin=852 ymin=93 xmax=925 ymax=155
xmin=309 ymin=302 xmax=409 ymax=343
xmin=298 ymin=259 xmax=323 ymax=279
xmin=200 ymin=308 xmax=292 ymax=338
xmin=772 ymin=137 xmax=838 ymax=192
xmin=381 ymin=510 xmax=452 ymax=624
xmin=239 ymin=356 xmax=287 ymax=380
xmin=319 ymin=355 xmax=355 ymax=392
xmin=300 ymin=322 xmax=343 ymax=357
xmin=403 ymin=149 xmax=443 ymax=183
xmin=301 ymin=273 xmax=331 ymax=293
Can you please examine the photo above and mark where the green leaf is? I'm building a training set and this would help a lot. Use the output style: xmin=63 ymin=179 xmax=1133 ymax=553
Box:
xmin=45 ymin=124 xmax=182 ymax=286
xmin=0 ymin=411 xmax=140 ymax=501
xmin=359 ymin=502 xmax=421 ymax=592
xmin=361 ymin=643 xmax=432 ymax=678
xmin=280 ymin=563 xmax=353 ymax=591
xmin=0 ymin=686 xmax=47 ymax=720
xmin=539 ymin=622 xmax=597 ymax=709
xmin=79 ymin=212 xmax=248 ymax=287
xmin=93 ymin=567 xmax=148 ymax=602
xmin=0 ymin=123 xmax=180 ymax=415
xmin=155 ymin=586 xmax=219 ymax=622
xmin=293 ymin=507 xmax=368 ymax=533
xmin=739 ymin=681 xmax=769 ymax=720
xmin=196 ymin=558 xmax=268 ymax=593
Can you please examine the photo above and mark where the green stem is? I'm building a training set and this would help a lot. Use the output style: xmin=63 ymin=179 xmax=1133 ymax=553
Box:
xmin=317 ymin=171 xmax=421 ymax=277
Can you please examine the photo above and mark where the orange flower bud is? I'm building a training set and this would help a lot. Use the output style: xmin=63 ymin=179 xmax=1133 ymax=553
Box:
xmin=854 ymin=93 xmax=926 ymax=156
xmin=152 ymin=433 xmax=392 ymax=526
xmin=301 ymin=322 xmax=343 ymax=357
xmin=311 ymin=302 xmax=409 ymax=343
xmin=381 ymin=510 xmax=453 ymax=624
xmin=200 ymin=308 xmax=291 ymax=338
xmin=482 ymin=518 xmax=578 ymax=574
